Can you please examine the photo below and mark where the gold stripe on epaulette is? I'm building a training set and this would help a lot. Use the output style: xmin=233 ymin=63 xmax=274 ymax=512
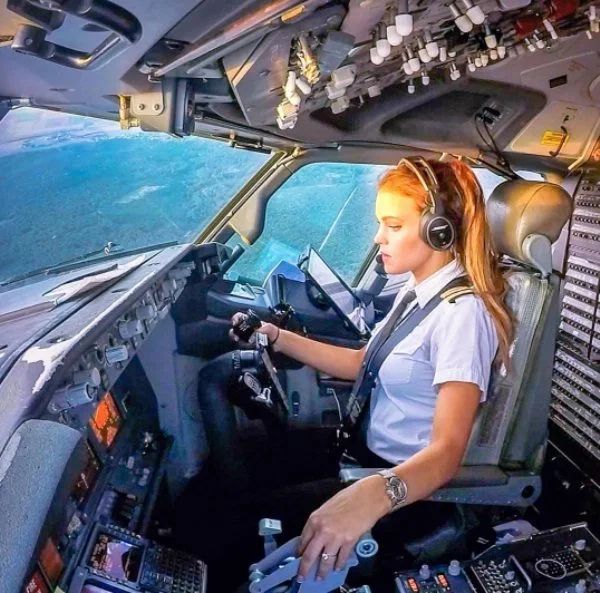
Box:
xmin=441 ymin=286 xmax=474 ymax=303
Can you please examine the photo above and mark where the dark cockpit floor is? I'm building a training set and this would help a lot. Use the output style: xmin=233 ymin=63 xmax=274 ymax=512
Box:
xmin=159 ymin=429 xmax=476 ymax=593
xmin=166 ymin=429 xmax=340 ymax=592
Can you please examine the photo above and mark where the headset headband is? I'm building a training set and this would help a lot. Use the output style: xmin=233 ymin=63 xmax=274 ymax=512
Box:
xmin=397 ymin=156 xmax=442 ymax=214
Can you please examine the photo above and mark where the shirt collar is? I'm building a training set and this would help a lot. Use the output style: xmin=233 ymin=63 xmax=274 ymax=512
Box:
xmin=404 ymin=259 xmax=466 ymax=309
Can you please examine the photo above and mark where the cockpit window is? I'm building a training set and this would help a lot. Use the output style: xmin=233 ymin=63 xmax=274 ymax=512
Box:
xmin=225 ymin=162 xmax=389 ymax=285
xmin=0 ymin=107 xmax=269 ymax=285
xmin=223 ymin=162 xmax=543 ymax=286
xmin=476 ymin=167 xmax=544 ymax=197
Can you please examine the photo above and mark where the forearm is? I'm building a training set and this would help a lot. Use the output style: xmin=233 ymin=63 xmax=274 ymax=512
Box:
xmin=272 ymin=328 xmax=364 ymax=380
xmin=363 ymin=441 xmax=462 ymax=518
xmin=392 ymin=441 xmax=462 ymax=504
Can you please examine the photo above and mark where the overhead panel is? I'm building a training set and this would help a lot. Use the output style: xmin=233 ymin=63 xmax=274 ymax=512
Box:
xmin=511 ymin=100 xmax=600 ymax=157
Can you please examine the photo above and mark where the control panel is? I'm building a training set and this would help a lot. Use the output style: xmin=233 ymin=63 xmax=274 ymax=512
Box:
xmin=22 ymin=374 xmax=173 ymax=593
xmin=395 ymin=523 xmax=600 ymax=593
xmin=45 ymin=261 xmax=195 ymax=417
xmin=551 ymin=171 xmax=600 ymax=462
xmin=67 ymin=524 xmax=207 ymax=593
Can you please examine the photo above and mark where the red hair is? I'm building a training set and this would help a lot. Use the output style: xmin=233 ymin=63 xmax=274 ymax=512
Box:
xmin=379 ymin=158 xmax=512 ymax=367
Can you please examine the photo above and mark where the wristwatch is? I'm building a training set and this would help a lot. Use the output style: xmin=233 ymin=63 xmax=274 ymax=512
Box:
xmin=377 ymin=469 xmax=408 ymax=511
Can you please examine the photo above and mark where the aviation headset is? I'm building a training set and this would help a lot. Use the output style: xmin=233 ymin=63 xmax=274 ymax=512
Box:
xmin=397 ymin=157 xmax=457 ymax=251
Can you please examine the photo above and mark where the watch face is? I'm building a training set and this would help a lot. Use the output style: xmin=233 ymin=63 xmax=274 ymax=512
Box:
xmin=379 ymin=470 xmax=407 ymax=508
xmin=390 ymin=476 xmax=407 ymax=500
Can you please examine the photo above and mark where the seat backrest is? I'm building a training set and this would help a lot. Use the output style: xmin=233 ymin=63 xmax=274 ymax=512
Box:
xmin=462 ymin=180 xmax=572 ymax=469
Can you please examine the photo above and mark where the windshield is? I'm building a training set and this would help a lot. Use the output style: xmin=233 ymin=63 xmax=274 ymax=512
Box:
xmin=0 ymin=107 xmax=269 ymax=285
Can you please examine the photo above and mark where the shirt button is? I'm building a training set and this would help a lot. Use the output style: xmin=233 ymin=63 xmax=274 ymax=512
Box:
xmin=367 ymin=372 xmax=374 ymax=379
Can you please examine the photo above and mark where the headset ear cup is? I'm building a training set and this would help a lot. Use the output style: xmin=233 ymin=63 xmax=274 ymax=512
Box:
xmin=421 ymin=213 xmax=456 ymax=250
xmin=419 ymin=211 xmax=434 ymax=247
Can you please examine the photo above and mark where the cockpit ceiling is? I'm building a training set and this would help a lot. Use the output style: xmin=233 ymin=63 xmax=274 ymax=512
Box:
xmin=1 ymin=0 xmax=600 ymax=162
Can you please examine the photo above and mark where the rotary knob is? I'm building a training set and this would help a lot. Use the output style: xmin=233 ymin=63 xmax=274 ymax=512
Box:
xmin=448 ymin=560 xmax=461 ymax=577
xmin=575 ymin=539 xmax=587 ymax=551
xmin=160 ymin=278 xmax=177 ymax=299
xmin=135 ymin=303 xmax=156 ymax=321
xmin=419 ymin=564 xmax=431 ymax=580
xmin=73 ymin=367 xmax=101 ymax=387
xmin=105 ymin=345 xmax=128 ymax=365
xmin=49 ymin=382 xmax=97 ymax=413
xmin=118 ymin=319 xmax=144 ymax=340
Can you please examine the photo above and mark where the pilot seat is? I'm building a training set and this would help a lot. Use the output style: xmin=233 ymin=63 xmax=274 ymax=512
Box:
xmin=339 ymin=178 xmax=572 ymax=560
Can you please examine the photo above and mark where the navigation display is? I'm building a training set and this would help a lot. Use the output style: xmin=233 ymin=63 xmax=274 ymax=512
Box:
xmin=305 ymin=248 xmax=369 ymax=337
xmin=89 ymin=392 xmax=122 ymax=449
xmin=88 ymin=533 xmax=143 ymax=583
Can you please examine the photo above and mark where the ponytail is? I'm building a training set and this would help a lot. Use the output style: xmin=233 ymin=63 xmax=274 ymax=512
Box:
xmin=444 ymin=160 xmax=512 ymax=368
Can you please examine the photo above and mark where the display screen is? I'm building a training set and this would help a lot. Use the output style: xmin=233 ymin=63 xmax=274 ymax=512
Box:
xmin=88 ymin=533 xmax=143 ymax=582
xmin=89 ymin=392 xmax=123 ymax=449
xmin=39 ymin=538 xmax=63 ymax=587
xmin=305 ymin=248 xmax=369 ymax=336
xmin=73 ymin=442 xmax=101 ymax=504
xmin=23 ymin=570 xmax=49 ymax=593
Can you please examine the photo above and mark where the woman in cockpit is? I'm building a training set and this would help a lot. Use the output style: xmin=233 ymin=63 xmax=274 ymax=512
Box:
xmin=229 ymin=157 xmax=512 ymax=582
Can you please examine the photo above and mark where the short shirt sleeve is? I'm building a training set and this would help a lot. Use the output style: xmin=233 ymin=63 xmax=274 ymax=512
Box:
xmin=430 ymin=296 xmax=499 ymax=401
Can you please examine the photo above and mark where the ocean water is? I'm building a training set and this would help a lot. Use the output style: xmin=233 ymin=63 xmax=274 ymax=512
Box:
xmin=0 ymin=109 xmax=268 ymax=284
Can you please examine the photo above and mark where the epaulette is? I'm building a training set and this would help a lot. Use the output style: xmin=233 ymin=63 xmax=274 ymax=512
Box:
xmin=441 ymin=284 xmax=475 ymax=303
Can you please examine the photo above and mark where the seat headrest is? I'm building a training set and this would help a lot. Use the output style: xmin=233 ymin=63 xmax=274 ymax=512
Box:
xmin=486 ymin=180 xmax=572 ymax=275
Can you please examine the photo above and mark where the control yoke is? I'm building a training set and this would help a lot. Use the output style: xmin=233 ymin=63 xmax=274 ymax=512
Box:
xmin=232 ymin=309 xmax=289 ymax=419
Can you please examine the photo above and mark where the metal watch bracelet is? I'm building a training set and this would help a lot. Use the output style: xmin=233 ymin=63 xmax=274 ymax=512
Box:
xmin=377 ymin=469 xmax=408 ymax=511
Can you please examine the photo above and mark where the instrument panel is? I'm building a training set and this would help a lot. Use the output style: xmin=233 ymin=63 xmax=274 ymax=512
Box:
xmin=0 ymin=245 xmax=213 ymax=593
xmin=22 ymin=368 xmax=174 ymax=592
xmin=395 ymin=523 xmax=600 ymax=593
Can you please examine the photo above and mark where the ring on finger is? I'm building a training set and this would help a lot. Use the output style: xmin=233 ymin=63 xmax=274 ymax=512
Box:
xmin=320 ymin=552 xmax=337 ymax=562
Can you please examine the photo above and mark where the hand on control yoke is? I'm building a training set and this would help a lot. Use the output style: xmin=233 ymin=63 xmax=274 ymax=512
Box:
xmin=230 ymin=310 xmax=279 ymax=348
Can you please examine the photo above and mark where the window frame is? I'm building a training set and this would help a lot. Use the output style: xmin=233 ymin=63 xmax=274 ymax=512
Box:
xmin=220 ymin=159 xmax=389 ymax=286
xmin=208 ymin=146 xmax=549 ymax=289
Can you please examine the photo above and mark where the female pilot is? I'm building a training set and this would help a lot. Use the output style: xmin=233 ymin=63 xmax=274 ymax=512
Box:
xmin=231 ymin=157 xmax=512 ymax=582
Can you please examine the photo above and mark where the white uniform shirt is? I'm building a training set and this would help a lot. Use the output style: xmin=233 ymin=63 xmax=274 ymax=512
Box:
xmin=365 ymin=259 xmax=498 ymax=464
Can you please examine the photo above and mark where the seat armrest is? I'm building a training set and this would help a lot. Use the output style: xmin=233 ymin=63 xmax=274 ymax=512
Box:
xmin=339 ymin=467 xmax=386 ymax=482
xmin=442 ymin=466 xmax=508 ymax=487
xmin=339 ymin=465 xmax=508 ymax=486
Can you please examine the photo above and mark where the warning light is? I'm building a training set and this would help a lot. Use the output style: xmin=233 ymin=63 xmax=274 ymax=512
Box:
xmin=407 ymin=577 xmax=420 ymax=593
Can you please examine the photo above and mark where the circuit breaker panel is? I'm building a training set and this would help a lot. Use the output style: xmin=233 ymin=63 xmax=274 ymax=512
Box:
xmin=550 ymin=171 xmax=600 ymax=460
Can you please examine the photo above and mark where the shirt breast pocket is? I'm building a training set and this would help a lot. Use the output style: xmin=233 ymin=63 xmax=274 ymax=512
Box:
xmin=381 ymin=327 xmax=426 ymax=385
